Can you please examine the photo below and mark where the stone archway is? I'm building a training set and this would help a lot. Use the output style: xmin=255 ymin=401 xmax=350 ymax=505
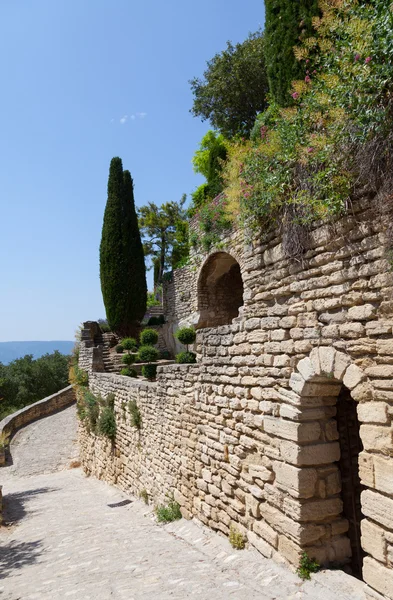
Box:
xmin=197 ymin=252 xmax=244 ymax=329
xmin=286 ymin=346 xmax=368 ymax=578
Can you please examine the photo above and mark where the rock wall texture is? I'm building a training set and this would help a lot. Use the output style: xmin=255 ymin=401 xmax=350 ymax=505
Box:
xmin=78 ymin=199 xmax=393 ymax=600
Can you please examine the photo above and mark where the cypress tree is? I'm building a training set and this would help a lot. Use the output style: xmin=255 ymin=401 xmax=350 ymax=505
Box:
xmin=99 ymin=158 xmax=147 ymax=336
xmin=264 ymin=0 xmax=320 ymax=106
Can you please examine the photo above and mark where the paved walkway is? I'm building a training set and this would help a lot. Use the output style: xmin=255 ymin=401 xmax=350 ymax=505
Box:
xmin=0 ymin=406 xmax=367 ymax=600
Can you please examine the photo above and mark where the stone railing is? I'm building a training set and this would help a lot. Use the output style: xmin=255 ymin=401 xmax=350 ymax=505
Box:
xmin=0 ymin=386 xmax=75 ymax=466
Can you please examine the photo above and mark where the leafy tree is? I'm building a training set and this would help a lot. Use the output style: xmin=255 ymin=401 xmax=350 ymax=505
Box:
xmin=190 ymin=131 xmax=228 ymax=215
xmin=0 ymin=352 xmax=70 ymax=420
xmin=100 ymin=157 xmax=147 ymax=336
xmin=264 ymin=0 xmax=320 ymax=106
xmin=139 ymin=195 xmax=189 ymax=284
xmin=189 ymin=31 xmax=268 ymax=138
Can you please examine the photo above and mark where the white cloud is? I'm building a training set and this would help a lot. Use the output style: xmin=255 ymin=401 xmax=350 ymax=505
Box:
xmin=136 ymin=112 xmax=147 ymax=119
xmin=117 ymin=112 xmax=147 ymax=125
xmin=120 ymin=115 xmax=128 ymax=124
xmin=130 ymin=114 xmax=136 ymax=120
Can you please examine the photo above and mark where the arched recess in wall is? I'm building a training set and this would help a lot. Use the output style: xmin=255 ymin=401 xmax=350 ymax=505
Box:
xmin=287 ymin=347 xmax=367 ymax=580
xmin=197 ymin=252 xmax=244 ymax=328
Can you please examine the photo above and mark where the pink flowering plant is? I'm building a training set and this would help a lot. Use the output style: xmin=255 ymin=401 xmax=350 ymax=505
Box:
xmin=195 ymin=194 xmax=232 ymax=252
xmin=222 ymin=0 xmax=393 ymax=238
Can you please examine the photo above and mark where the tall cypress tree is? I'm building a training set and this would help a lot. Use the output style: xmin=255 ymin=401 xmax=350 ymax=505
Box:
xmin=99 ymin=158 xmax=147 ymax=335
xmin=264 ymin=0 xmax=320 ymax=107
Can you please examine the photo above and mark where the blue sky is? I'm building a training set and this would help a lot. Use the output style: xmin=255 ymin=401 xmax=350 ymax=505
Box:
xmin=0 ymin=0 xmax=265 ymax=342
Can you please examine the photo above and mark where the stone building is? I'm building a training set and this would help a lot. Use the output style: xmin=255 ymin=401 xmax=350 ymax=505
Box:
xmin=78 ymin=198 xmax=393 ymax=600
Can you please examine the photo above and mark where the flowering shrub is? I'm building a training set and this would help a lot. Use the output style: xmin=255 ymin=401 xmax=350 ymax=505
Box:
xmin=221 ymin=0 xmax=393 ymax=250
xmin=193 ymin=194 xmax=232 ymax=252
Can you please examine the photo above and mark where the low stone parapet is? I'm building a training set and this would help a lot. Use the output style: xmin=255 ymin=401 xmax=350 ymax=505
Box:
xmin=0 ymin=386 xmax=75 ymax=466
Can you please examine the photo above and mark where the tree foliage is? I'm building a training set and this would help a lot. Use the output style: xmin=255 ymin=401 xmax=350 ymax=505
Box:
xmin=190 ymin=31 xmax=269 ymax=138
xmin=190 ymin=131 xmax=228 ymax=215
xmin=139 ymin=195 xmax=189 ymax=284
xmin=221 ymin=0 xmax=393 ymax=251
xmin=264 ymin=0 xmax=320 ymax=106
xmin=99 ymin=157 xmax=147 ymax=336
xmin=0 ymin=351 xmax=70 ymax=420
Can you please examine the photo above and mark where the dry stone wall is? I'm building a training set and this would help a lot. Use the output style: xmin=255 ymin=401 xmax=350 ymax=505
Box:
xmin=78 ymin=198 xmax=393 ymax=600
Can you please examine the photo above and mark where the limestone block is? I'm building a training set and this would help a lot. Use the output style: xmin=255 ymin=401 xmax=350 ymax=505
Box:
xmin=277 ymin=535 xmax=302 ymax=565
xmin=244 ymin=318 xmax=261 ymax=331
xmin=253 ymin=519 xmax=278 ymax=548
xmin=357 ymin=402 xmax=389 ymax=425
xmin=348 ymin=304 xmax=377 ymax=321
xmin=351 ymin=382 xmax=374 ymax=402
xmin=343 ymin=364 xmax=366 ymax=390
xmin=373 ymin=455 xmax=393 ymax=496
xmin=377 ymin=339 xmax=393 ymax=355
xmin=361 ymin=519 xmax=387 ymax=563
xmin=362 ymin=489 xmax=393 ymax=530
xmin=261 ymin=503 xmax=325 ymax=544
xmin=289 ymin=373 xmax=341 ymax=397
xmin=279 ymin=316 xmax=297 ymax=328
xmin=280 ymin=440 xmax=340 ymax=466
xmin=366 ymin=321 xmax=393 ymax=336
xmin=273 ymin=461 xmax=317 ymax=498
xmin=318 ymin=346 xmax=336 ymax=376
xmin=360 ymin=424 xmax=392 ymax=453
xmin=283 ymin=496 xmax=342 ymax=523
xmin=333 ymin=350 xmax=351 ymax=380
xmin=358 ymin=452 xmax=375 ymax=488
xmin=363 ymin=556 xmax=393 ymax=599
xmin=248 ymin=530 xmax=273 ymax=558
xmin=296 ymin=357 xmax=316 ymax=382
xmin=264 ymin=417 xmax=321 ymax=443
xmin=339 ymin=323 xmax=365 ymax=339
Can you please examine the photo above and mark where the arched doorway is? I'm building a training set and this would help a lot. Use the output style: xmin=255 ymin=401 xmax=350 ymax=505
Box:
xmin=287 ymin=348 xmax=368 ymax=579
xmin=336 ymin=385 xmax=365 ymax=579
xmin=197 ymin=252 xmax=244 ymax=328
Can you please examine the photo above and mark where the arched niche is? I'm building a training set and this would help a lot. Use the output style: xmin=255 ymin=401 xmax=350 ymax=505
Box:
xmin=197 ymin=252 xmax=244 ymax=329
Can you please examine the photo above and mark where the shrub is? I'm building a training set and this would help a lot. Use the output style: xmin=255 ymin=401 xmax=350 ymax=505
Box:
xmin=122 ymin=338 xmax=138 ymax=352
xmin=122 ymin=353 xmax=136 ymax=366
xmin=142 ymin=364 xmax=157 ymax=381
xmin=140 ymin=329 xmax=158 ymax=346
xmin=176 ymin=351 xmax=196 ymax=364
xmin=115 ymin=345 xmax=124 ymax=354
xmin=128 ymin=400 xmax=142 ymax=429
xmin=138 ymin=345 xmax=159 ymax=363
xmin=106 ymin=393 xmax=115 ymax=410
xmin=155 ymin=498 xmax=182 ymax=523
xmin=84 ymin=391 xmax=99 ymax=433
xmin=175 ymin=327 xmax=196 ymax=349
xmin=140 ymin=489 xmax=149 ymax=504
xmin=229 ymin=525 xmax=246 ymax=550
xmin=98 ymin=406 xmax=116 ymax=441
xmin=297 ymin=552 xmax=320 ymax=580
xmin=120 ymin=367 xmax=138 ymax=378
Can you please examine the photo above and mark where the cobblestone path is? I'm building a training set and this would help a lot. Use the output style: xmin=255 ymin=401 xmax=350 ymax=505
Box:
xmin=0 ymin=406 xmax=366 ymax=600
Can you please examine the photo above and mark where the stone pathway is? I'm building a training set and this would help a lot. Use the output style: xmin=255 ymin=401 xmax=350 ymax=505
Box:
xmin=0 ymin=406 xmax=367 ymax=600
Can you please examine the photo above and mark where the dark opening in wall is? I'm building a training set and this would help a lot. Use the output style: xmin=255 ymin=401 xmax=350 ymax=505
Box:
xmin=197 ymin=252 xmax=244 ymax=328
xmin=336 ymin=385 xmax=365 ymax=579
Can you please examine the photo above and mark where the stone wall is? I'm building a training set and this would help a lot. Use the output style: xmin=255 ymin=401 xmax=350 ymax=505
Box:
xmin=79 ymin=199 xmax=393 ymax=600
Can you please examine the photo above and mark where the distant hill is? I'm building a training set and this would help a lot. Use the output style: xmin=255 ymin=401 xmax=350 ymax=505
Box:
xmin=0 ymin=341 xmax=74 ymax=365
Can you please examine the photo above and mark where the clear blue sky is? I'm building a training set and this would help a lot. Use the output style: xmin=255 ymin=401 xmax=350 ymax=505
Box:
xmin=0 ymin=0 xmax=265 ymax=342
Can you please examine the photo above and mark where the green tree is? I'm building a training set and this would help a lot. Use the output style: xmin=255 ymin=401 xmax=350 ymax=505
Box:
xmin=0 ymin=352 xmax=70 ymax=420
xmin=139 ymin=195 xmax=189 ymax=284
xmin=190 ymin=131 xmax=228 ymax=215
xmin=99 ymin=157 xmax=147 ymax=336
xmin=189 ymin=31 xmax=268 ymax=138
xmin=264 ymin=0 xmax=320 ymax=106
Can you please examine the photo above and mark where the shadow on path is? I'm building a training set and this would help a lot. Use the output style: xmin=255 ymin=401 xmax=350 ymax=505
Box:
xmin=0 ymin=538 xmax=43 ymax=579
xmin=2 ymin=486 xmax=58 ymax=525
